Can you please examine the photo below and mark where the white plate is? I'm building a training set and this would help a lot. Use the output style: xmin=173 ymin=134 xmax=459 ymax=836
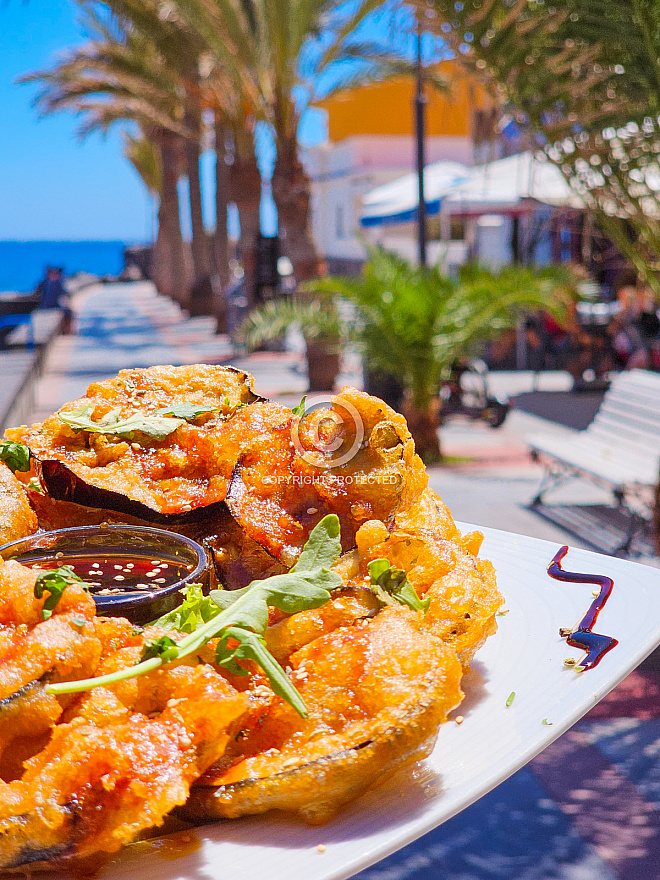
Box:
xmin=82 ymin=527 xmax=660 ymax=880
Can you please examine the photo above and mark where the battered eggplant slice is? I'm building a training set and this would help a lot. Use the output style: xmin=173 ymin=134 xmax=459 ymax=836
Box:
xmin=0 ymin=464 xmax=37 ymax=546
xmin=353 ymin=490 xmax=504 ymax=667
xmin=226 ymin=386 xmax=427 ymax=566
xmin=186 ymin=605 xmax=463 ymax=825
xmin=0 ymin=561 xmax=101 ymax=774
xmin=0 ymin=561 xmax=251 ymax=872
xmin=0 ymin=665 xmax=249 ymax=872
xmin=5 ymin=365 xmax=271 ymax=522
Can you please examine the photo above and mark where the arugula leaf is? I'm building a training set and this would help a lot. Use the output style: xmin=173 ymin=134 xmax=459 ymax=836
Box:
xmin=368 ymin=558 xmax=430 ymax=614
xmin=216 ymin=627 xmax=308 ymax=717
xmin=44 ymin=514 xmax=343 ymax=717
xmin=58 ymin=404 xmax=184 ymax=441
xmin=156 ymin=403 xmax=219 ymax=421
xmin=140 ymin=635 xmax=180 ymax=662
xmin=291 ymin=395 xmax=307 ymax=418
xmin=0 ymin=440 xmax=31 ymax=472
xmin=34 ymin=565 xmax=86 ymax=620
xmin=292 ymin=512 xmax=341 ymax=573
xmin=154 ymin=584 xmax=218 ymax=633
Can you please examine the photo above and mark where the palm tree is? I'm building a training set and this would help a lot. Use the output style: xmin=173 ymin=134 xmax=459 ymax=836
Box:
xmin=308 ymin=247 xmax=574 ymax=462
xmin=427 ymin=0 xmax=660 ymax=294
xmin=172 ymin=0 xmax=421 ymax=283
xmin=20 ymin=9 xmax=199 ymax=303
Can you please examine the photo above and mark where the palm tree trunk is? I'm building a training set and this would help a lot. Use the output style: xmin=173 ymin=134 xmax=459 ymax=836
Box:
xmin=214 ymin=115 xmax=230 ymax=289
xmin=184 ymin=113 xmax=212 ymax=302
xmin=153 ymin=132 xmax=189 ymax=304
xmin=232 ymin=139 xmax=261 ymax=306
xmin=272 ymin=139 xmax=322 ymax=284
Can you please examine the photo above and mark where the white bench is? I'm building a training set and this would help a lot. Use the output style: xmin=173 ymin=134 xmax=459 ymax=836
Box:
xmin=527 ymin=369 xmax=660 ymax=555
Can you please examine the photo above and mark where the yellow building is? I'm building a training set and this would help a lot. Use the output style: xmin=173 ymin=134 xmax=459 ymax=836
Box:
xmin=306 ymin=61 xmax=500 ymax=272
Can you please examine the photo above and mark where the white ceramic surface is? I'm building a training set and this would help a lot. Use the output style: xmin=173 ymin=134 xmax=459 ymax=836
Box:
xmin=61 ymin=527 xmax=660 ymax=880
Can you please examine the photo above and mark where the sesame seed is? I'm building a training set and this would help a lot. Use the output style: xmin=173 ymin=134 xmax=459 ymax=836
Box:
xmin=155 ymin=578 xmax=166 ymax=584
xmin=317 ymin=845 xmax=326 ymax=853
xmin=131 ymin=442 xmax=141 ymax=451
xmin=592 ymin=589 xmax=600 ymax=597
xmin=179 ymin=735 xmax=192 ymax=747
xmin=307 ymin=507 xmax=318 ymax=515
xmin=87 ymin=571 xmax=96 ymax=577
xmin=114 ymin=565 xmax=122 ymax=571
xmin=146 ymin=571 xmax=157 ymax=577
xmin=564 ymin=657 xmax=576 ymax=667
xmin=455 ymin=715 xmax=464 ymax=724
xmin=182 ymin=504 xmax=192 ymax=512
xmin=126 ymin=563 xmax=134 ymax=569
xmin=151 ymin=560 xmax=161 ymax=565
xmin=55 ymin=552 xmax=64 ymax=559
xmin=92 ymin=563 xmax=100 ymax=569
xmin=114 ymin=575 xmax=125 ymax=581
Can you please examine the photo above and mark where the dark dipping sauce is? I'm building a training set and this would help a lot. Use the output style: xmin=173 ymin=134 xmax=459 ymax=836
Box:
xmin=31 ymin=555 xmax=194 ymax=598
xmin=547 ymin=545 xmax=618 ymax=670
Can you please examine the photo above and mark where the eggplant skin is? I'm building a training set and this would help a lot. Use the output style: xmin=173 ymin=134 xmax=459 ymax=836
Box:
xmin=184 ymin=683 xmax=445 ymax=826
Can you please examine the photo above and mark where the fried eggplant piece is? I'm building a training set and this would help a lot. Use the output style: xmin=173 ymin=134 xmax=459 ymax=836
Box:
xmin=0 ymin=463 xmax=37 ymax=547
xmin=0 ymin=561 xmax=101 ymax=770
xmin=186 ymin=605 xmax=463 ymax=825
xmin=352 ymin=490 xmax=504 ymax=667
xmin=226 ymin=386 xmax=428 ymax=566
xmin=6 ymin=365 xmax=271 ymax=522
xmin=0 ymin=665 xmax=249 ymax=872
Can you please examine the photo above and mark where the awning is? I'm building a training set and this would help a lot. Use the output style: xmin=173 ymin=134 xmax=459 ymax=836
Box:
xmin=360 ymin=161 xmax=469 ymax=227
xmin=360 ymin=151 xmax=583 ymax=227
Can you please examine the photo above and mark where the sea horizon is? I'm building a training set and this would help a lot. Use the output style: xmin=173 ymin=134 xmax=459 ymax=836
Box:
xmin=0 ymin=239 xmax=147 ymax=293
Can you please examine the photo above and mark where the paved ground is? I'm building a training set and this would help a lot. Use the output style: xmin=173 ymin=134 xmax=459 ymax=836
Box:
xmin=23 ymin=281 xmax=660 ymax=880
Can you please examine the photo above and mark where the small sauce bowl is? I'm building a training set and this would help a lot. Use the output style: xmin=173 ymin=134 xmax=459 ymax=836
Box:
xmin=0 ymin=525 xmax=208 ymax=625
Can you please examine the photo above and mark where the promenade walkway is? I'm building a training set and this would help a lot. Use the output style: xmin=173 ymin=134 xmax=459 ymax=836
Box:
xmin=20 ymin=280 xmax=660 ymax=880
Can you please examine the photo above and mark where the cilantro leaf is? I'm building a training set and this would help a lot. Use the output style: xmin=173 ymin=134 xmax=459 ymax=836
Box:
xmin=291 ymin=395 xmax=307 ymax=418
xmin=0 ymin=440 xmax=31 ymax=472
xmin=140 ymin=635 xmax=180 ymax=663
xmin=58 ymin=404 xmax=184 ymax=441
xmin=34 ymin=565 xmax=86 ymax=620
xmin=156 ymin=403 xmax=219 ymax=421
xmin=368 ymin=558 xmax=430 ymax=614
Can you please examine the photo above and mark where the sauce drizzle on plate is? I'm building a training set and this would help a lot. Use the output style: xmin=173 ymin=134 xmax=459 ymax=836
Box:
xmin=547 ymin=545 xmax=619 ymax=669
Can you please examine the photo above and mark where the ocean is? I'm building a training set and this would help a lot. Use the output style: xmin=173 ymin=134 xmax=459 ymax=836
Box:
xmin=0 ymin=241 xmax=136 ymax=292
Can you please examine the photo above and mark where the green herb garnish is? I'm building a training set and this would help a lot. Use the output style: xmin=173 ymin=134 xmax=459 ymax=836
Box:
xmin=156 ymin=403 xmax=219 ymax=421
xmin=368 ymin=558 xmax=430 ymax=614
xmin=45 ymin=515 xmax=343 ymax=717
xmin=0 ymin=440 xmax=31 ymax=472
xmin=506 ymin=691 xmax=516 ymax=707
xmin=291 ymin=395 xmax=307 ymax=418
xmin=34 ymin=565 xmax=86 ymax=620
xmin=154 ymin=584 xmax=218 ymax=634
xmin=141 ymin=634 xmax=180 ymax=662
xmin=58 ymin=404 xmax=184 ymax=441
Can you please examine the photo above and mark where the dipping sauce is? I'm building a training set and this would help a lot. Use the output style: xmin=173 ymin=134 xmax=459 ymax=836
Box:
xmin=30 ymin=555 xmax=195 ymax=598
xmin=547 ymin=545 xmax=618 ymax=670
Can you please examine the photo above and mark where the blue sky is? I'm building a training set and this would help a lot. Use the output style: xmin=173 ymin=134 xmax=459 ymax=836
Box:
xmin=0 ymin=0 xmax=322 ymax=241
xmin=0 ymin=0 xmax=437 ymax=242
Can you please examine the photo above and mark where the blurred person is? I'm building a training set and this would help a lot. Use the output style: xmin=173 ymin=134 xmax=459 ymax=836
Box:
xmin=38 ymin=267 xmax=72 ymax=333
xmin=611 ymin=271 xmax=659 ymax=369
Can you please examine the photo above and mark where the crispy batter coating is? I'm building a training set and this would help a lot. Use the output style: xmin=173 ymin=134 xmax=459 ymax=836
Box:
xmin=188 ymin=606 xmax=463 ymax=824
xmin=0 ymin=464 xmax=37 ymax=546
xmin=226 ymin=387 xmax=427 ymax=566
xmin=0 ymin=560 xmax=250 ymax=872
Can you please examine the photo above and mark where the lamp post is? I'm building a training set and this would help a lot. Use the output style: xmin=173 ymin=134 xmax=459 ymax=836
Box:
xmin=415 ymin=17 xmax=427 ymax=268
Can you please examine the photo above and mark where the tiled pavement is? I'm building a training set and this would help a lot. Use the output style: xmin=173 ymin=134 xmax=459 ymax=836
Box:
xmin=24 ymin=281 xmax=660 ymax=880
